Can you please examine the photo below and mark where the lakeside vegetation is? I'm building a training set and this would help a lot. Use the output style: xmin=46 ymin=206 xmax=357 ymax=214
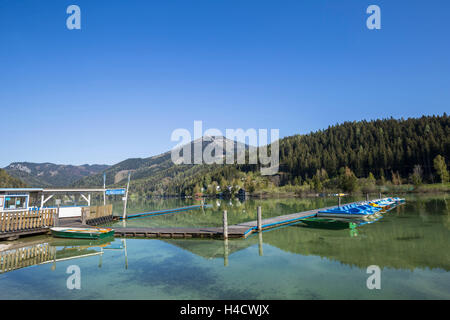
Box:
xmin=0 ymin=169 xmax=27 ymax=188
xmin=2 ymin=115 xmax=449 ymax=198
xmin=126 ymin=114 xmax=449 ymax=198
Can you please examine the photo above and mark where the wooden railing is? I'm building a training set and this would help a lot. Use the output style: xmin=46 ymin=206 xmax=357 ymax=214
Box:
xmin=0 ymin=209 xmax=56 ymax=233
xmin=82 ymin=204 xmax=113 ymax=225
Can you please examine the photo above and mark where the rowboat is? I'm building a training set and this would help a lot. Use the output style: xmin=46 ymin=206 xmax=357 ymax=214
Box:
xmin=50 ymin=227 xmax=115 ymax=239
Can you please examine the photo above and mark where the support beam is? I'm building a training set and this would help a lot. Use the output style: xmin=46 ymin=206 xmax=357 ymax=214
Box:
xmin=80 ymin=194 xmax=91 ymax=206
xmin=122 ymin=173 xmax=131 ymax=220
xmin=41 ymin=194 xmax=54 ymax=208
xmin=103 ymin=173 xmax=106 ymax=206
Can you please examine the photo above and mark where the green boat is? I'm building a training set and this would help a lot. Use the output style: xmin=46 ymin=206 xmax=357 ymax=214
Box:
xmin=301 ymin=218 xmax=357 ymax=230
xmin=50 ymin=227 xmax=115 ymax=240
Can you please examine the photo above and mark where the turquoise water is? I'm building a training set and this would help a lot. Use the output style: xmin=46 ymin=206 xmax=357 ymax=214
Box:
xmin=0 ymin=195 xmax=449 ymax=299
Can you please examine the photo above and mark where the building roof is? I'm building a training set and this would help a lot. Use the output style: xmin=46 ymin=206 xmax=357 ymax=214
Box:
xmin=0 ymin=188 xmax=44 ymax=193
xmin=0 ymin=188 xmax=106 ymax=193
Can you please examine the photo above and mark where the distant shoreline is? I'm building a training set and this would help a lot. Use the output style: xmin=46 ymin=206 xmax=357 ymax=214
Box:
xmin=128 ymin=183 xmax=450 ymax=200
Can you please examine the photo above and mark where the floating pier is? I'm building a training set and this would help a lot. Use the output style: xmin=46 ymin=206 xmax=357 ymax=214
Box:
xmin=0 ymin=198 xmax=400 ymax=241
xmin=109 ymin=199 xmax=389 ymax=239
xmin=112 ymin=226 xmax=249 ymax=239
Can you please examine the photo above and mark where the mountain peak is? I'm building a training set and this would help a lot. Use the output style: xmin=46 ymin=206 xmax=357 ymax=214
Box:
xmin=4 ymin=162 xmax=110 ymax=187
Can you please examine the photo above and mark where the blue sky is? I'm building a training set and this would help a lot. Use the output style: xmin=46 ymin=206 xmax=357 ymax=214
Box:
xmin=0 ymin=0 xmax=449 ymax=167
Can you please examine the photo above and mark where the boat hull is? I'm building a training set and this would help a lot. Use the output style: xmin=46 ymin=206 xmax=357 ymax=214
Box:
xmin=50 ymin=227 xmax=115 ymax=240
xmin=317 ymin=212 xmax=375 ymax=219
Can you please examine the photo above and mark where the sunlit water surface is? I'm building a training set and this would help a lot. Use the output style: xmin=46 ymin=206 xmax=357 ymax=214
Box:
xmin=0 ymin=195 xmax=449 ymax=299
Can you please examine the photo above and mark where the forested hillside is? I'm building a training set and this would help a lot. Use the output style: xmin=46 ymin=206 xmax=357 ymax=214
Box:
xmin=75 ymin=114 xmax=450 ymax=196
xmin=278 ymin=114 xmax=449 ymax=184
xmin=0 ymin=169 xmax=27 ymax=188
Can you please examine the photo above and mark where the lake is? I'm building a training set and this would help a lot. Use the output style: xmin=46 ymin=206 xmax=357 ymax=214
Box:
xmin=0 ymin=195 xmax=449 ymax=299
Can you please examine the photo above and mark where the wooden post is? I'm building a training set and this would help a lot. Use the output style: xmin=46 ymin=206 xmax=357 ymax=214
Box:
xmin=81 ymin=208 xmax=87 ymax=225
xmin=53 ymin=205 xmax=60 ymax=227
xmin=122 ymin=172 xmax=131 ymax=220
xmin=103 ymin=173 xmax=106 ymax=206
xmin=257 ymin=206 xmax=262 ymax=233
xmin=366 ymin=193 xmax=369 ymax=201
xmin=338 ymin=196 xmax=341 ymax=207
xmin=379 ymin=192 xmax=382 ymax=199
xmin=223 ymin=210 xmax=228 ymax=240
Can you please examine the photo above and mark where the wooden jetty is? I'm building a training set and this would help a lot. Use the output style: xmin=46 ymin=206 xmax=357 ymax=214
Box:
xmin=112 ymin=226 xmax=249 ymax=239
xmin=109 ymin=199 xmax=388 ymax=239
xmin=0 ymin=198 xmax=390 ymax=241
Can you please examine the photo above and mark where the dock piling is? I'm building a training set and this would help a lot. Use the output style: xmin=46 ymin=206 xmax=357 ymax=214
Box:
xmin=257 ymin=206 xmax=262 ymax=232
xmin=81 ymin=208 xmax=86 ymax=225
xmin=223 ymin=210 xmax=228 ymax=240
xmin=122 ymin=172 xmax=131 ymax=220
xmin=53 ymin=206 xmax=60 ymax=227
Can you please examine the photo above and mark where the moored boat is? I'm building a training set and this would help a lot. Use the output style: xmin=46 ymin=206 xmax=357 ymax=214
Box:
xmin=317 ymin=197 xmax=404 ymax=218
xmin=50 ymin=227 xmax=115 ymax=240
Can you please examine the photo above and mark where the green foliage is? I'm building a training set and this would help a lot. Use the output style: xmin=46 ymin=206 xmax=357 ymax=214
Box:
xmin=0 ymin=169 xmax=27 ymax=188
xmin=279 ymin=114 xmax=449 ymax=184
xmin=410 ymin=165 xmax=423 ymax=186
xmin=73 ymin=114 xmax=449 ymax=196
xmin=433 ymin=155 xmax=449 ymax=183
xmin=338 ymin=167 xmax=359 ymax=192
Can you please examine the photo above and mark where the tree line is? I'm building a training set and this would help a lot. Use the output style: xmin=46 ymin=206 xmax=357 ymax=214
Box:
xmin=129 ymin=114 xmax=449 ymax=196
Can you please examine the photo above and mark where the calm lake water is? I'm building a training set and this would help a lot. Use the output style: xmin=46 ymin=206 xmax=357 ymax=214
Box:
xmin=0 ymin=195 xmax=449 ymax=300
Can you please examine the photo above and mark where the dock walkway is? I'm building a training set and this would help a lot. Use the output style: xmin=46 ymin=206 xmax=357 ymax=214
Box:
xmin=108 ymin=199 xmax=382 ymax=239
xmin=1 ymin=199 xmax=384 ymax=241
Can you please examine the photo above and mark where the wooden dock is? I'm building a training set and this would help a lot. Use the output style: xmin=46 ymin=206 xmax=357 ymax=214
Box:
xmin=108 ymin=199 xmax=379 ymax=239
xmin=112 ymin=226 xmax=249 ymax=239
xmin=0 ymin=199 xmax=386 ymax=241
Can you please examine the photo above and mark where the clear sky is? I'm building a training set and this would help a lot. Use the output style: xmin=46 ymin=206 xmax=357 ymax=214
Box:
xmin=0 ymin=0 xmax=449 ymax=167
